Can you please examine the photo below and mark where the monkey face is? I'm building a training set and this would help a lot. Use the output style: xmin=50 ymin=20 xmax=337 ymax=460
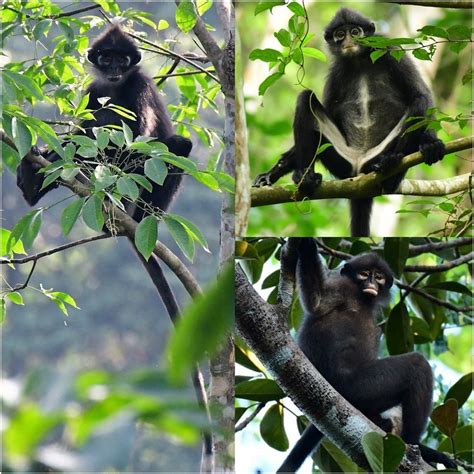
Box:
xmin=332 ymin=26 xmax=364 ymax=56
xmin=356 ymin=270 xmax=387 ymax=297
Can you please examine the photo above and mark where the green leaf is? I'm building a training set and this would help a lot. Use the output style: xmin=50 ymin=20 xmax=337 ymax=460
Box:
xmin=301 ymin=47 xmax=327 ymax=62
xmin=144 ymin=157 xmax=168 ymax=185
xmin=129 ymin=173 xmax=153 ymax=192
xmin=61 ymin=198 xmax=85 ymax=235
xmin=235 ymin=344 xmax=265 ymax=373
xmin=235 ymin=378 xmax=285 ymax=402
xmin=6 ymin=292 xmax=24 ymax=305
xmin=261 ymin=269 xmax=279 ymax=289
xmin=287 ymin=1 xmax=305 ymax=16
xmin=7 ymin=211 xmax=35 ymax=252
xmin=164 ymin=216 xmax=195 ymax=261
xmin=22 ymin=210 xmax=42 ymax=249
xmin=260 ymin=403 xmax=289 ymax=451
xmin=437 ymin=425 xmax=473 ymax=454
xmin=445 ymin=373 xmax=473 ymax=409
xmin=274 ymin=29 xmax=291 ymax=47
xmin=117 ymin=176 xmax=140 ymax=201
xmin=12 ymin=117 xmax=33 ymax=158
xmin=134 ymin=215 xmax=158 ymax=261
xmin=255 ymin=1 xmax=286 ymax=15
xmin=121 ymin=120 xmax=134 ymax=146
xmin=362 ymin=432 xmax=406 ymax=473
xmin=383 ymin=238 xmax=409 ymax=277
xmin=419 ymin=25 xmax=449 ymax=39
xmin=166 ymin=213 xmax=209 ymax=252
xmin=157 ymin=19 xmax=169 ymax=30
xmin=0 ymin=299 xmax=5 ymax=323
xmin=41 ymin=169 xmax=62 ymax=190
xmin=258 ymin=72 xmax=284 ymax=95
xmin=82 ymin=195 xmax=105 ymax=232
xmin=389 ymin=50 xmax=405 ymax=62
xmin=370 ymin=50 xmax=386 ymax=63
xmin=167 ymin=265 xmax=234 ymax=382
xmin=431 ymin=399 xmax=458 ymax=438
xmin=385 ymin=302 xmax=413 ymax=355
xmin=3 ymin=71 xmax=43 ymax=100
xmin=249 ymin=48 xmax=282 ymax=62
xmin=446 ymin=25 xmax=471 ymax=40
xmin=1 ymin=229 xmax=25 ymax=257
xmin=176 ymin=0 xmax=197 ymax=33
xmin=94 ymin=165 xmax=117 ymax=191
xmin=96 ymin=128 xmax=110 ymax=150
xmin=412 ymin=48 xmax=431 ymax=61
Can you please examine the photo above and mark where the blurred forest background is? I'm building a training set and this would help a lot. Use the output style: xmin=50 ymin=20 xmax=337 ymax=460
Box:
xmin=2 ymin=1 xmax=224 ymax=471
xmin=238 ymin=1 xmax=472 ymax=236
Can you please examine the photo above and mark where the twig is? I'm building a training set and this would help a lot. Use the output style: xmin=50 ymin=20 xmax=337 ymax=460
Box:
xmin=13 ymin=260 xmax=37 ymax=291
xmin=1 ymin=234 xmax=114 ymax=265
xmin=156 ymin=57 xmax=180 ymax=87
xmin=397 ymin=281 xmax=473 ymax=313
xmin=51 ymin=5 xmax=100 ymax=19
xmin=391 ymin=1 xmax=473 ymax=8
xmin=235 ymin=402 xmax=266 ymax=432
xmin=154 ymin=69 xmax=216 ymax=81
xmin=316 ymin=240 xmax=352 ymax=260
xmin=404 ymin=252 xmax=473 ymax=272
xmin=408 ymin=237 xmax=473 ymax=256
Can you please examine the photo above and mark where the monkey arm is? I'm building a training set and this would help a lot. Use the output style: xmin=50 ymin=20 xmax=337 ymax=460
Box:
xmin=294 ymin=238 xmax=325 ymax=314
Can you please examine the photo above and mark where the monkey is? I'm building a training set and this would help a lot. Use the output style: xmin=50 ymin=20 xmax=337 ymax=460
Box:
xmin=16 ymin=23 xmax=212 ymax=458
xmin=276 ymin=238 xmax=456 ymax=472
xmin=254 ymin=8 xmax=445 ymax=236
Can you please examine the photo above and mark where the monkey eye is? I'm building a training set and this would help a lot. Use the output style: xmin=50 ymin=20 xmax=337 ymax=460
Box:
xmin=334 ymin=30 xmax=346 ymax=41
xmin=98 ymin=54 xmax=112 ymax=66
xmin=350 ymin=27 xmax=363 ymax=37
xmin=358 ymin=271 xmax=370 ymax=279
xmin=118 ymin=55 xmax=131 ymax=66
xmin=375 ymin=273 xmax=386 ymax=283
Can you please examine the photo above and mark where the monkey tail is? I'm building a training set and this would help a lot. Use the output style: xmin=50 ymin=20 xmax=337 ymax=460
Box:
xmin=350 ymin=198 xmax=373 ymax=237
xmin=277 ymin=425 xmax=324 ymax=473
xmin=130 ymin=240 xmax=213 ymax=459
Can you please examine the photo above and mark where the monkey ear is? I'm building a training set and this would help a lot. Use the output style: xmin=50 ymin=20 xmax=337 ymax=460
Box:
xmin=324 ymin=30 xmax=332 ymax=42
xmin=340 ymin=263 xmax=349 ymax=276
xmin=87 ymin=49 xmax=98 ymax=64
xmin=385 ymin=274 xmax=394 ymax=289
xmin=367 ymin=22 xmax=375 ymax=35
xmin=131 ymin=51 xmax=142 ymax=65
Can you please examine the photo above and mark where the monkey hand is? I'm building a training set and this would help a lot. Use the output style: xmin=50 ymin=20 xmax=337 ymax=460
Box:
xmin=253 ymin=172 xmax=275 ymax=187
xmin=161 ymin=135 xmax=192 ymax=158
xmin=292 ymin=169 xmax=322 ymax=196
xmin=420 ymin=135 xmax=445 ymax=165
xmin=364 ymin=152 xmax=404 ymax=174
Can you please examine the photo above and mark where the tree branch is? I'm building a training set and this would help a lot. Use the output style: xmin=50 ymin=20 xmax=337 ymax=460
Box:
xmin=0 ymin=234 xmax=114 ymax=265
xmin=397 ymin=281 xmax=473 ymax=313
xmin=235 ymin=402 xmax=266 ymax=432
xmin=391 ymin=0 xmax=473 ymax=8
xmin=235 ymin=264 xmax=430 ymax=471
xmin=251 ymin=137 xmax=473 ymax=207
xmin=404 ymin=251 xmax=473 ymax=272
xmin=408 ymin=237 xmax=473 ymax=256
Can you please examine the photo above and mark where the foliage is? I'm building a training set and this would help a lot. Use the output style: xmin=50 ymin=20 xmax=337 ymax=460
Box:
xmin=235 ymin=237 xmax=473 ymax=472
xmin=239 ymin=1 xmax=472 ymax=236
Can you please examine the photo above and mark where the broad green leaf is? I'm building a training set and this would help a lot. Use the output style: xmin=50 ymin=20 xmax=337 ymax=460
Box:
xmin=302 ymin=47 xmax=326 ymax=62
xmin=144 ymin=157 xmax=168 ymax=185
xmin=117 ymin=176 xmax=140 ymax=201
xmin=235 ymin=344 xmax=265 ymax=373
xmin=249 ymin=48 xmax=282 ymax=62
xmin=164 ymin=216 xmax=194 ymax=261
xmin=255 ymin=1 xmax=285 ymax=15
xmin=385 ymin=302 xmax=413 ymax=355
xmin=135 ymin=215 xmax=158 ymax=261
xmin=121 ymin=120 xmax=134 ymax=146
xmin=157 ymin=19 xmax=169 ymax=30
xmin=3 ymin=71 xmax=43 ymax=99
xmin=82 ymin=195 xmax=105 ymax=231
xmin=274 ymin=29 xmax=291 ymax=47
xmin=383 ymin=238 xmax=409 ymax=277
xmin=7 ymin=211 xmax=37 ymax=252
xmin=424 ymin=281 xmax=472 ymax=296
xmin=261 ymin=269 xmax=279 ymax=289
xmin=419 ymin=25 xmax=448 ymax=39
xmin=77 ymin=145 xmax=98 ymax=158
xmin=1 ymin=229 xmax=26 ymax=257
xmin=0 ymin=299 xmax=5 ymax=323
xmin=412 ymin=48 xmax=431 ymax=61
xmin=96 ymin=129 xmax=110 ymax=150
xmin=445 ymin=373 xmax=473 ymax=409
xmin=167 ymin=265 xmax=234 ymax=381
xmin=70 ymin=135 xmax=96 ymax=147
xmin=129 ymin=173 xmax=153 ymax=192
xmin=166 ymin=213 xmax=209 ymax=252
xmin=176 ymin=0 xmax=197 ymax=33
xmin=109 ymin=130 xmax=125 ymax=147
xmin=362 ymin=432 xmax=406 ymax=473
xmin=437 ymin=425 xmax=473 ymax=454
xmin=446 ymin=25 xmax=471 ymax=40
xmin=94 ymin=165 xmax=117 ymax=191
xmin=61 ymin=198 xmax=85 ymax=235
xmin=390 ymin=50 xmax=405 ymax=62
xmin=258 ymin=72 xmax=284 ymax=95
xmin=287 ymin=1 xmax=305 ymax=16
xmin=370 ymin=50 xmax=386 ymax=63
xmin=6 ymin=292 xmax=24 ymax=305
xmin=12 ymin=117 xmax=32 ymax=158
xmin=22 ymin=210 xmax=42 ymax=248
xmin=41 ymin=169 xmax=62 ymax=190
xmin=235 ymin=378 xmax=285 ymax=402
xmin=431 ymin=399 xmax=458 ymax=438
xmin=260 ymin=403 xmax=289 ymax=451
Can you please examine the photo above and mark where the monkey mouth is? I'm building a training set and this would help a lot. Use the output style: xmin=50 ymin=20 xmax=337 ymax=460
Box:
xmin=108 ymin=75 xmax=122 ymax=82
xmin=363 ymin=288 xmax=378 ymax=296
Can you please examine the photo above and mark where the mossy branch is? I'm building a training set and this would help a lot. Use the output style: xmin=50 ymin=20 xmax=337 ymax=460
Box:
xmin=251 ymin=137 xmax=473 ymax=207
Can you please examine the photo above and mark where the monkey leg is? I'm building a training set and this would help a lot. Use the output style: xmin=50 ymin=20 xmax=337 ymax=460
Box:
xmin=343 ymin=353 xmax=433 ymax=444
xmin=253 ymin=148 xmax=296 ymax=187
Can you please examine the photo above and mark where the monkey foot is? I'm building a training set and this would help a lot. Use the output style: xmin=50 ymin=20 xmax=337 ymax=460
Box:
xmin=292 ymin=170 xmax=323 ymax=196
xmin=420 ymin=138 xmax=445 ymax=165
xmin=253 ymin=173 xmax=274 ymax=187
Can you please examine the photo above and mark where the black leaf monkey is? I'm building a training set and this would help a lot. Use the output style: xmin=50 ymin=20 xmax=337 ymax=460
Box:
xmin=254 ymin=9 xmax=445 ymax=236
xmin=276 ymin=238 xmax=456 ymax=472
xmin=16 ymin=24 xmax=212 ymax=456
